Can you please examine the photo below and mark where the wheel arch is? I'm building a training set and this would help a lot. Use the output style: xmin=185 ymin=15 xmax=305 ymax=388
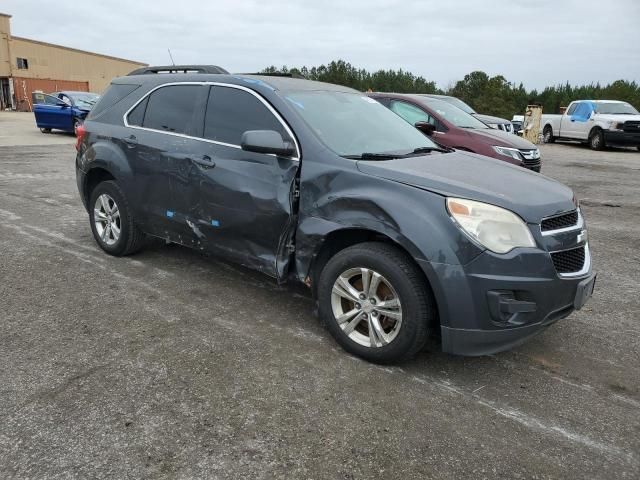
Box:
xmin=588 ymin=125 xmax=603 ymax=137
xmin=79 ymin=139 xmax=134 ymax=210
xmin=83 ymin=167 xmax=116 ymax=209
xmin=302 ymin=226 xmax=441 ymax=330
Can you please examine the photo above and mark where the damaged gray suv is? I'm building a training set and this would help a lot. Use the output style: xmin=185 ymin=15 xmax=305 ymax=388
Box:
xmin=76 ymin=65 xmax=595 ymax=363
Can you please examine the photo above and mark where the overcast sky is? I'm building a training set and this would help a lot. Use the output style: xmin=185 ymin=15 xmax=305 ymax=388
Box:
xmin=4 ymin=0 xmax=639 ymax=90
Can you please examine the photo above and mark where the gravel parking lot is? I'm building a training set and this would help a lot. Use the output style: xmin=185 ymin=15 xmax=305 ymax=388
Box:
xmin=1 ymin=111 xmax=639 ymax=479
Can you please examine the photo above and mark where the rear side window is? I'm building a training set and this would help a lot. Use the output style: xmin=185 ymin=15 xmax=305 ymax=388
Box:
xmin=204 ymin=86 xmax=287 ymax=145
xmin=142 ymin=85 xmax=201 ymax=134
xmin=89 ymin=83 xmax=139 ymax=119
xmin=127 ymin=97 xmax=148 ymax=126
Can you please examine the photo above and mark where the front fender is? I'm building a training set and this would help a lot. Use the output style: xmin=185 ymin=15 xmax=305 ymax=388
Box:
xmin=294 ymin=174 xmax=484 ymax=282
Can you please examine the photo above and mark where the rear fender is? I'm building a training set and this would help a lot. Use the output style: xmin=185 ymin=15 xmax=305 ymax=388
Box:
xmin=80 ymin=139 xmax=134 ymax=203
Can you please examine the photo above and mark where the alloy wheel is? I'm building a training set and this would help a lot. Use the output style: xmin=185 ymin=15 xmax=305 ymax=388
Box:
xmin=331 ymin=267 xmax=403 ymax=348
xmin=93 ymin=193 xmax=121 ymax=246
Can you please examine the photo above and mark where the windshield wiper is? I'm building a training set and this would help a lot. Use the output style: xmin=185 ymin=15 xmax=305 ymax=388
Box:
xmin=342 ymin=153 xmax=400 ymax=160
xmin=411 ymin=146 xmax=452 ymax=154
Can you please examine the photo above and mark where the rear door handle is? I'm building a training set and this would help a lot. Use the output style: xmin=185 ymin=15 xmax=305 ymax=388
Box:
xmin=124 ymin=135 xmax=138 ymax=147
xmin=191 ymin=155 xmax=216 ymax=168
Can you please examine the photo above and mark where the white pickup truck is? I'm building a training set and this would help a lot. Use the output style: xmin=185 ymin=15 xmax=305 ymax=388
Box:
xmin=541 ymin=100 xmax=640 ymax=150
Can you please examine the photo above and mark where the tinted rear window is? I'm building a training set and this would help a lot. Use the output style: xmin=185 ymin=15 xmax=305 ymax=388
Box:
xmin=204 ymin=86 xmax=287 ymax=145
xmin=88 ymin=83 xmax=139 ymax=119
xmin=142 ymin=85 xmax=201 ymax=134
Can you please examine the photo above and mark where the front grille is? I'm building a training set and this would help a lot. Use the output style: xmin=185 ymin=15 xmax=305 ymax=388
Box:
xmin=541 ymin=211 xmax=578 ymax=232
xmin=551 ymin=246 xmax=586 ymax=274
xmin=622 ymin=121 xmax=640 ymax=133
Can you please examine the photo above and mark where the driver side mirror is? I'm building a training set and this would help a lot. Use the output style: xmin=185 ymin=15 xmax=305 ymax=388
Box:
xmin=415 ymin=121 xmax=436 ymax=136
xmin=57 ymin=101 xmax=70 ymax=108
xmin=241 ymin=130 xmax=295 ymax=157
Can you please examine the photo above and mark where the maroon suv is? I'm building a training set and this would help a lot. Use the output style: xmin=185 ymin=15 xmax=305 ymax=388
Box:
xmin=370 ymin=93 xmax=541 ymax=171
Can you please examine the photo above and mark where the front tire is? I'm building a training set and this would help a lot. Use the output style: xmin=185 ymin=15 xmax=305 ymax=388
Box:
xmin=318 ymin=242 xmax=435 ymax=363
xmin=589 ymin=128 xmax=605 ymax=150
xmin=89 ymin=180 xmax=146 ymax=256
xmin=543 ymin=126 xmax=555 ymax=143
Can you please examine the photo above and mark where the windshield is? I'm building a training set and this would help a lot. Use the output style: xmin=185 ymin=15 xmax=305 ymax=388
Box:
xmin=284 ymin=92 xmax=439 ymax=157
xmin=68 ymin=93 xmax=100 ymax=109
xmin=434 ymin=96 xmax=476 ymax=114
xmin=594 ymin=102 xmax=639 ymax=115
xmin=423 ymin=99 xmax=490 ymax=129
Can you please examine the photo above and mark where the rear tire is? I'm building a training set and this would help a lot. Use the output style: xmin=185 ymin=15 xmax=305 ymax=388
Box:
xmin=317 ymin=242 xmax=435 ymax=363
xmin=589 ymin=128 xmax=605 ymax=150
xmin=543 ymin=126 xmax=555 ymax=143
xmin=89 ymin=180 xmax=146 ymax=256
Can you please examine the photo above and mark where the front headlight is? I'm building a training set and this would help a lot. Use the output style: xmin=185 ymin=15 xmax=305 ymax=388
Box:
xmin=446 ymin=198 xmax=536 ymax=254
xmin=607 ymin=121 xmax=623 ymax=131
xmin=492 ymin=145 xmax=523 ymax=161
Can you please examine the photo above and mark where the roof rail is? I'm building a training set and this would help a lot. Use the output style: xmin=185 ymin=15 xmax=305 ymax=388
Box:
xmin=127 ymin=65 xmax=229 ymax=76
xmin=242 ymin=72 xmax=307 ymax=79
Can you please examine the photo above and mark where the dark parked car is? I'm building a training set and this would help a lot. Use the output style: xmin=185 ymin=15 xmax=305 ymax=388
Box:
xmin=75 ymin=67 xmax=594 ymax=362
xmin=32 ymin=91 xmax=100 ymax=133
xmin=371 ymin=93 xmax=542 ymax=171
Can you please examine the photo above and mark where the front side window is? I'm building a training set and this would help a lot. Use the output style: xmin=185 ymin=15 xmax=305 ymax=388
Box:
xmin=204 ymin=86 xmax=287 ymax=145
xmin=284 ymin=91 xmax=438 ymax=157
xmin=35 ymin=94 xmax=64 ymax=106
xmin=390 ymin=101 xmax=432 ymax=126
xmin=141 ymin=85 xmax=201 ymax=134
xmin=566 ymin=103 xmax=578 ymax=115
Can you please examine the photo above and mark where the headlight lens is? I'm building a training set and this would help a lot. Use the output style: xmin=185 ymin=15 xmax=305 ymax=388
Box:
xmin=607 ymin=121 xmax=623 ymax=131
xmin=492 ymin=145 xmax=523 ymax=161
xmin=446 ymin=198 xmax=536 ymax=254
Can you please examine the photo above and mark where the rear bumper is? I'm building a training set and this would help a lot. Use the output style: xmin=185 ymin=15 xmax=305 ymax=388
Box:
xmin=418 ymin=246 xmax=595 ymax=356
xmin=604 ymin=131 xmax=640 ymax=146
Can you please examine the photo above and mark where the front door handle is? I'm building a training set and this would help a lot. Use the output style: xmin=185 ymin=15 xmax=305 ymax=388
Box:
xmin=191 ymin=155 xmax=216 ymax=168
xmin=124 ymin=135 xmax=138 ymax=147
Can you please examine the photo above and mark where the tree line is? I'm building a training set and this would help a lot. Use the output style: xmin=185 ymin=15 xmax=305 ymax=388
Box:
xmin=261 ymin=60 xmax=640 ymax=119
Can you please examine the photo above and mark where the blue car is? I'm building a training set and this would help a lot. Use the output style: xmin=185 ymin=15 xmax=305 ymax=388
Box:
xmin=32 ymin=91 xmax=100 ymax=133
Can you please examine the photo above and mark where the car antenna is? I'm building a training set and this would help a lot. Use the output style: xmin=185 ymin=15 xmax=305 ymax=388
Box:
xmin=167 ymin=48 xmax=176 ymax=66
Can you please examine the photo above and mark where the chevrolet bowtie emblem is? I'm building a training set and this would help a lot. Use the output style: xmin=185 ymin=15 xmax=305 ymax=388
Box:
xmin=577 ymin=229 xmax=588 ymax=244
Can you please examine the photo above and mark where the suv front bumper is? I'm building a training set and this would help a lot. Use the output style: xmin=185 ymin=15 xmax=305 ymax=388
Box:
xmin=418 ymin=245 xmax=595 ymax=356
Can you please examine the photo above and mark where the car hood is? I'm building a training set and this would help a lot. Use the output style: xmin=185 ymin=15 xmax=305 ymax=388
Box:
xmin=473 ymin=113 xmax=511 ymax=125
xmin=467 ymin=127 xmax=538 ymax=149
xmin=594 ymin=113 xmax=640 ymax=122
xmin=356 ymin=151 xmax=574 ymax=223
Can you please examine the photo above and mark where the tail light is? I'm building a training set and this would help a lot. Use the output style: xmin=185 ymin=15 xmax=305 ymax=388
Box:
xmin=75 ymin=124 xmax=86 ymax=151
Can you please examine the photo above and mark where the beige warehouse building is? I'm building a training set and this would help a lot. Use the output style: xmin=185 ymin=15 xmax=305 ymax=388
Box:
xmin=0 ymin=12 xmax=146 ymax=111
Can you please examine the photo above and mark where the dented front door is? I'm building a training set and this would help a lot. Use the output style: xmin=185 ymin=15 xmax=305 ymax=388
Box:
xmin=173 ymin=84 xmax=300 ymax=278
xmin=180 ymin=141 xmax=298 ymax=278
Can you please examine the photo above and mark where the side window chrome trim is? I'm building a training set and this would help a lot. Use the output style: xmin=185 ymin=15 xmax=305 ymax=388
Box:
xmin=122 ymin=81 xmax=301 ymax=160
